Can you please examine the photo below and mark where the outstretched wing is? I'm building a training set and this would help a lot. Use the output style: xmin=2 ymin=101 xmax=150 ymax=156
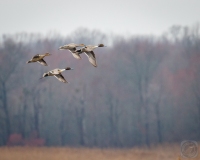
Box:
xmin=33 ymin=54 xmax=40 ymax=59
xmin=85 ymin=51 xmax=97 ymax=67
xmin=72 ymin=52 xmax=82 ymax=59
xmin=37 ymin=59 xmax=48 ymax=66
xmin=69 ymin=49 xmax=82 ymax=59
xmin=28 ymin=54 xmax=40 ymax=62
xmin=54 ymin=74 xmax=67 ymax=83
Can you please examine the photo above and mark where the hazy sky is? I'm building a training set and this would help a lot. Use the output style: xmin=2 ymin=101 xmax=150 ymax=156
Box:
xmin=0 ymin=0 xmax=200 ymax=36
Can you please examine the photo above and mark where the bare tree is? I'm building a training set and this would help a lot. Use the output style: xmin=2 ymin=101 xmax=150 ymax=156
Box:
xmin=0 ymin=37 xmax=25 ymax=143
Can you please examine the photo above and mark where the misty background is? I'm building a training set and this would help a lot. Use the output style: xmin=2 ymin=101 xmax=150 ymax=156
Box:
xmin=0 ymin=0 xmax=200 ymax=147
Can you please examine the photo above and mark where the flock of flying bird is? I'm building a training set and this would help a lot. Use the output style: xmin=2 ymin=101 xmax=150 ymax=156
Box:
xmin=26 ymin=43 xmax=106 ymax=83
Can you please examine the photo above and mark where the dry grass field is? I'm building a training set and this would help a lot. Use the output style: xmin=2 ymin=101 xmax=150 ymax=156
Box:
xmin=0 ymin=144 xmax=199 ymax=160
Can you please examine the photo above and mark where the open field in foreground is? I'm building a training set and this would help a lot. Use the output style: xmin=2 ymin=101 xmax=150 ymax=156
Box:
xmin=0 ymin=144 xmax=199 ymax=160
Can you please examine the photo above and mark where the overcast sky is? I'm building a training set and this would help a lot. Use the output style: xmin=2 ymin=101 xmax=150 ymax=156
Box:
xmin=0 ymin=0 xmax=200 ymax=36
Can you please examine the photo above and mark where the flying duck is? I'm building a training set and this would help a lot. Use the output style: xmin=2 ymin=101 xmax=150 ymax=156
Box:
xmin=26 ymin=53 xmax=51 ymax=66
xmin=76 ymin=44 xmax=106 ymax=67
xmin=58 ymin=43 xmax=85 ymax=60
xmin=40 ymin=67 xmax=73 ymax=83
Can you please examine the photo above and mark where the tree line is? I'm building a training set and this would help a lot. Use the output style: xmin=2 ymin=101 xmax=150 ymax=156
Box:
xmin=0 ymin=24 xmax=200 ymax=147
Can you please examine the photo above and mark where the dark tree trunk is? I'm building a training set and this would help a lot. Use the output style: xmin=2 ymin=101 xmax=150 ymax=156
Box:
xmin=76 ymin=99 xmax=86 ymax=146
xmin=144 ymin=106 xmax=150 ymax=147
xmin=79 ymin=106 xmax=85 ymax=146
xmin=135 ymin=105 xmax=142 ymax=145
xmin=155 ymin=104 xmax=162 ymax=143
xmin=60 ymin=106 xmax=66 ymax=146
xmin=197 ymin=103 xmax=200 ymax=139
xmin=92 ymin=120 xmax=98 ymax=146
xmin=109 ymin=102 xmax=114 ymax=146
xmin=2 ymin=82 xmax=11 ymax=144
xmin=92 ymin=101 xmax=98 ymax=146
xmin=80 ymin=110 xmax=84 ymax=145
xmin=108 ymin=98 xmax=121 ymax=147
xmin=22 ymin=101 xmax=27 ymax=138
xmin=33 ymin=104 xmax=40 ymax=138
xmin=18 ymin=101 xmax=27 ymax=139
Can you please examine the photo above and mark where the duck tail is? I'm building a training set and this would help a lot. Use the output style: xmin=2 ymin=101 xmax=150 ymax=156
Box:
xmin=98 ymin=44 xmax=105 ymax=47
xmin=65 ymin=67 xmax=73 ymax=70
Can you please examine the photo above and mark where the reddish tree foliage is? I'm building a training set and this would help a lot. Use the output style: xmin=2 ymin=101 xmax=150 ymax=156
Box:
xmin=7 ymin=134 xmax=23 ymax=146
xmin=23 ymin=138 xmax=45 ymax=147
xmin=7 ymin=132 xmax=45 ymax=147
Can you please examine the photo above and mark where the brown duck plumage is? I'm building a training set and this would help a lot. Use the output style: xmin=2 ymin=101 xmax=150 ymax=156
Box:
xmin=26 ymin=53 xmax=51 ymax=66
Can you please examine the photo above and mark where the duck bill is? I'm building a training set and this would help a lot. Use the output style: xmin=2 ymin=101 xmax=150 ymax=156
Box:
xmin=58 ymin=46 xmax=64 ymax=50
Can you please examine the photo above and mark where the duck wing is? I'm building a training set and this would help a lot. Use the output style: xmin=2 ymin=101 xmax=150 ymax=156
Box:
xmin=32 ymin=54 xmax=40 ymax=59
xmin=85 ymin=51 xmax=97 ymax=67
xmin=54 ymin=74 xmax=67 ymax=83
xmin=28 ymin=54 xmax=41 ymax=62
xmin=72 ymin=52 xmax=82 ymax=59
xmin=37 ymin=59 xmax=48 ymax=66
xmin=69 ymin=48 xmax=82 ymax=60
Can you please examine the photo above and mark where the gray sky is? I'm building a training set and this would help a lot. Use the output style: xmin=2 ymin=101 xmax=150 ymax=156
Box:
xmin=0 ymin=0 xmax=200 ymax=36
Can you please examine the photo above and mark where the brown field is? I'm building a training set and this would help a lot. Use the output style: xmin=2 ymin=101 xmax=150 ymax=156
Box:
xmin=0 ymin=144 xmax=199 ymax=160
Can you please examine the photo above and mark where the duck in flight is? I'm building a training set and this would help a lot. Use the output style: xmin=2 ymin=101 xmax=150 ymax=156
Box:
xmin=76 ymin=44 xmax=106 ymax=67
xmin=40 ymin=67 xmax=73 ymax=83
xmin=58 ymin=43 xmax=85 ymax=59
xmin=26 ymin=53 xmax=51 ymax=66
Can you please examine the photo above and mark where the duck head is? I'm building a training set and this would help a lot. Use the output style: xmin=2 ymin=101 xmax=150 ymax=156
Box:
xmin=45 ymin=53 xmax=51 ymax=56
xmin=58 ymin=45 xmax=68 ymax=50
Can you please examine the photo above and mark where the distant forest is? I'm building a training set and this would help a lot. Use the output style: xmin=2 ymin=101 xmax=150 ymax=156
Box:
xmin=0 ymin=24 xmax=200 ymax=147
